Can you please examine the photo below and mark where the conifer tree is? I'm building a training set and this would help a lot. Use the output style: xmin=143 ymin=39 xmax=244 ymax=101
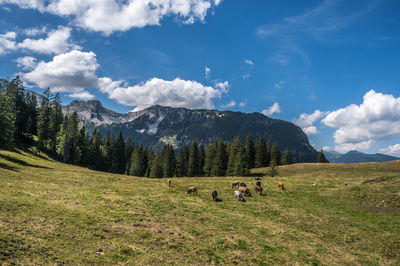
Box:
xmin=0 ymin=79 xmax=15 ymax=149
xmin=124 ymin=137 xmax=134 ymax=174
xmin=25 ymin=92 xmax=38 ymax=137
xmin=270 ymin=143 xmax=281 ymax=165
xmin=111 ymin=131 xmax=126 ymax=174
xmin=265 ymin=141 xmax=272 ymax=166
xmin=255 ymin=137 xmax=268 ymax=167
xmin=198 ymin=144 xmax=205 ymax=176
xmin=267 ymin=158 xmax=279 ymax=177
xmin=282 ymin=148 xmax=293 ymax=165
xmin=227 ymin=136 xmax=249 ymax=176
xmin=150 ymin=151 xmax=163 ymax=178
xmin=187 ymin=139 xmax=199 ymax=177
xmin=175 ymin=145 xmax=189 ymax=177
xmin=211 ymin=140 xmax=228 ymax=176
xmin=49 ymin=93 xmax=63 ymax=154
xmin=78 ymin=126 xmax=90 ymax=165
xmin=10 ymin=76 xmax=29 ymax=145
xmin=130 ymin=145 xmax=147 ymax=176
xmin=203 ymin=141 xmax=217 ymax=176
xmin=102 ymin=133 xmax=113 ymax=171
xmin=318 ymin=150 xmax=329 ymax=163
xmin=59 ymin=112 xmax=80 ymax=163
xmin=162 ymin=145 xmax=176 ymax=177
xmin=88 ymin=129 xmax=103 ymax=170
xmin=145 ymin=148 xmax=155 ymax=177
xmin=245 ymin=134 xmax=255 ymax=169
xmin=37 ymin=88 xmax=52 ymax=151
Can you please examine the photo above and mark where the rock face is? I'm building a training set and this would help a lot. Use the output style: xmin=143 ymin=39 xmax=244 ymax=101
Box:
xmin=64 ymin=101 xmax=318 ymax=163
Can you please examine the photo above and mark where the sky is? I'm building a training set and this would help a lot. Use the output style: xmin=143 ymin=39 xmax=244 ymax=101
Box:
xmin=0 ymin=0 xmax=400 ymax=156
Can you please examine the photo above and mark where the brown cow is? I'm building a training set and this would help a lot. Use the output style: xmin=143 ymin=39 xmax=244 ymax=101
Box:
xmin=186 ymin=186 xmax=197 ymax=195
xmin=278 ymin=182 xmax=285 ymax=190
xmin=231 ymin=181 xmax=240 ymax=188
xmin=167 ymin=179 xmax=171 ymax=187
xmin=255 ymin=185 xmax=263 ymax=195
xmin=239 ymin=186 xmax=251 ymax=196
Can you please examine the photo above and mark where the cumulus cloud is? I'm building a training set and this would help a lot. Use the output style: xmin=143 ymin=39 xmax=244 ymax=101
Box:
xmin=262 ymin=102 xmax=281 ymax=116
xmin=68 ymin=91 xmax=95 ymax=100
xmin=17 ymin=26 xmax=79 ymax=54
xmin=23 ymin=26 xmax=47 ymax=36
xmin=379 ymin=144 xmax=400 ymax=157
xmin=15 ymin=56 xmax=37 ymax=70
xmin=239 ymin=99 xmax=247 ymax=107
xmin=22 ymin=50 xmax=99 ymax=93
xmin=221 ymin=100 xmax=236 ymax=108
xmin=322 ymin=90 xmax=400 ymax=152
xmin=302 ymin=126 xmax=319 ymax=135
xmin=21 ymin=49 xmax=225 ymax=109
xmin=293 ymin=110 xmax=325 ymax=135
xmin=244 ymin=59 xmax=254 ymax=66
xmin=0 ymin=31 xmax=17 ymax=54
xmin=1 ymin=0 xmax=220 ymax=35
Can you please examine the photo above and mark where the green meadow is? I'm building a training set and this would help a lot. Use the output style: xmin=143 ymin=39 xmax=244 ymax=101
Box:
xmin=1 ymin=150 xmax=399 ymax=265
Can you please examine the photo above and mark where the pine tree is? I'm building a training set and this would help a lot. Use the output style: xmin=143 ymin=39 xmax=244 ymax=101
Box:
xmin=175 ymin=145 xmax=189 ymax=177
xmin=282 ymin=148 xmax=293 ymax=165
xmin=267 ymin=158 xmax=279 ymax=177
xmin=318 ymin=150 xmax=329 ymax=163
xmin=270 ymin=143 xmax=281 ymax=165
xmin=124 ymin=137 xmax=134 ymax=174
xmin=49 ymin=93 xmax=63 ymax=154
xmin=211 ymin=140 xmax=228 ymax=176
xmin=162 ymin=145 xmax=176 ymax=177
xmin=227 ymin=136 xmax=249 ymax=176
xmin=10 ymin=76 xmax=29 ymax=145
xmin=129 ymin=145 xmax=146 ymax=176
xmin=111 ymin=131 xmax=126 ymax=174
xmin=198 ymin=144 xmax=205 ymax=176
xmin=78 ymin=126 xmax=90 ymax=165
xmin=25 ymin=92 xmax=38 ymax=137
xmin=203 ymin=141 xmax=217 ymax=176
xmin=245 ymin=133 xmax=255 ymax=169
xmin=265 ymin=141 xmax=272 ymax=166
xmin=102 ymin=133 xmax=113 ymax=171
xmin=145 ymin=148 xmax=155 ymax=177
xmin=150 ymin=151 xmax=163 ymax=178
xmin=88 ymin=129 xmax=104 ymax=170
xmin=37 ymin=88 xmax=52 ymax=152
xmin=255 ymin=137 xmax=268 ymax=167
xmin=187 ymin=139 xmax=199 ymax=177
xmin=0 ymin=79 xmax=15 ymax=149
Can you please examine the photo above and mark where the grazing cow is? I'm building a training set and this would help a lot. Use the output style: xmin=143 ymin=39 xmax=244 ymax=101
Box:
xmin=344 ymin=182 xmax=348 ymax=186
xmin=255 ymin=177 xmax=262 ymax=181
xmin=167 ymin=179 xmax=171 ymax=187
xmin=239 ymin=186 xmax=252 ymax=196
xmin=186 ymin=186 xmax=197 ymax=195
xmin=231 ymin=181 xmax=240 ymax=188
xmin=212 ymin=190 xmax=218 ymax=202
xmin=278 ymin=182 xmax=285 ymax=190
xmin=239 ymin=182 xmax=247 ymax=187
xmin=234 ymin=190 xmax=245 ymax=202
xmin=255 ymin=185 xmax=263 ymax=195
xmin=256 ymin=181 xmax=261 ymax=187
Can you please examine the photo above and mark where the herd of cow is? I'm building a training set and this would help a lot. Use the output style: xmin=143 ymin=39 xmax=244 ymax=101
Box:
xmin=166 ymin=178 xmax=285 ymax=203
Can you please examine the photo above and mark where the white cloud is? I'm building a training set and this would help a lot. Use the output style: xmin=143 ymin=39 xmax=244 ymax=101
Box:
xmin=21 ymin=49 xmax=225 ymax=110
xmin=17 ymin=26 xmax=79 ymax=54
xmin=335 ymin=140 xmax=374 ymax=153
xmin=221 ymin=100 xmax=236 ymax=108
xmin=0 ymin=31 xmax=17 ymax=54
xmin=215 ymin=81 xmax=230 ymax=92
xmin=102 ymin=77 xmax=225 ymax=110
xmin=1 ymin=0 xmax=220 ymax=35
xmin=293 ymin=110 xmax=324 ymax=128
xmin=262 ymin=102 xmax=281 ymax=116
xmin=244 ymin=59 xmax=254 ymax=66
xmin=302 ymin=126 xmax=319 ymax=135
xmin=322 ymin=146 xmax=330 ymax=151
xmin=239 ymin=99 xmax=247 ymax=107
xmin=22 ymin=50 xmax=99 ymax=93
xmin=322 ymin=90 xmax=400 ymax=151
xmin=68 ymin=91 xmax=95 ymax=100
xmin=205 ymin=66 xmax=211 ymax=79
xmin=379 ymin=144 xmax=400 ymax=157
xmin=15 ymin=56 xmax=37 ymax=70
xmin=242 ymin=73 xmax=250 ymax=79
xmin=274 ymin=81 xmax=285 ymax=89
xmin=23 ymin=26 xmax=47 ymax=36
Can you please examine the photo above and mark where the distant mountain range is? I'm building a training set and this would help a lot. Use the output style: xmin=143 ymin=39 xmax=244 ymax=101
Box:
xmin=325 ymin=150 xmax=399 ymax=163
xmin=64 ymin=100 xmax=318 ymax=163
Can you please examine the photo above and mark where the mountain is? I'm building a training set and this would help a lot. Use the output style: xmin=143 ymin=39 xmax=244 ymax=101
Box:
xmin=64 ymin=100 xmax=318 ymax=163
xmin=325 ymin=150 xmax=399 ymax=163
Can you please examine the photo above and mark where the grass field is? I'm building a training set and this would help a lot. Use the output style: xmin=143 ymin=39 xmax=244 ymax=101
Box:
xmin=1 ymin=150 xmax=400 ymax=265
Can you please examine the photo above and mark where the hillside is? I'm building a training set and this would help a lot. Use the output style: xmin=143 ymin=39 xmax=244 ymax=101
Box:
xmin=1 ymin=150 xmax=399 ymax=264
xmin=325 ymin=150 xmax=399 ymax=163
xmin=64 ymin=101 xmax=317 ymax=163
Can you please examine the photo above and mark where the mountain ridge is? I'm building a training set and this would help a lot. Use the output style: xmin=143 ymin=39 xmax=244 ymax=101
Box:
xmin=325 ymin=150 xmax=399 ymax=163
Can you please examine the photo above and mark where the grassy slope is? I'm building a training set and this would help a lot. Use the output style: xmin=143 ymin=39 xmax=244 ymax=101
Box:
xmin=0 ymin=150 xmax=399 ymax=265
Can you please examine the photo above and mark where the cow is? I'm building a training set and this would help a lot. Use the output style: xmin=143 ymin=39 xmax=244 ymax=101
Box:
xmin=167 ymin=179 xmax=171 ymax=187
xmin=239 ymin=182 xmax=247 ymax=187
xmin=344 ymin=182 xmax=348 ymax=186
xmin=212 ymin=190 xmax=218 ymax=202
xmin=255 ymin=181 xmax=261 ymax=187
xmin=239 ymin=186 xmax=251 ymax=196
xmin=278 ymin=182 xmax=285 ymax=190
xmin=231 ymin=181 xmax=240 ymax=188
xmin=255 ymin=185 xmax=263 ymax=195
xmin=255 ymin=177 xmax=262 ymax=181
xmin=234 ymin=190 xmax=245 ymax=202
xmin=186 ymin=186 xmax=197 ymax=195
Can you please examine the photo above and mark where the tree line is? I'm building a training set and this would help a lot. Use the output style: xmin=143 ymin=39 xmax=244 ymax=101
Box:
xmin=0 ymin=77 xmax=327 ymax=177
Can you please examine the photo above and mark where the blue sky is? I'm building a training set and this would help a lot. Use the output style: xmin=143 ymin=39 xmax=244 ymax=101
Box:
xmin=1 ymin=0 xmax=400 ymax=156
